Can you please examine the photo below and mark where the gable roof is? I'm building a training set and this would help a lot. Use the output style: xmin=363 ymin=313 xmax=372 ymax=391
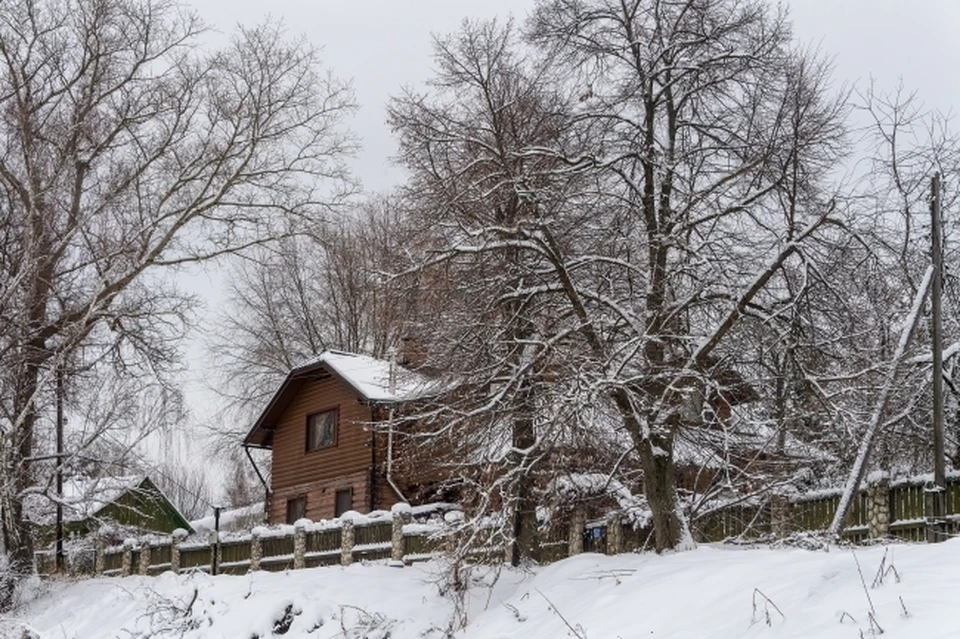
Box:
xmin=243 ymin=350 xmax=430 ymax=448
xmin=298 ymin=350 xmax=427 ymax=401
xmin=25 ymin=475 xmax=146 ymax=524
xmin=63 ymin=475 xmax=144 ymax=520
xmin=25 ymin=475 xmax=193 ymax=534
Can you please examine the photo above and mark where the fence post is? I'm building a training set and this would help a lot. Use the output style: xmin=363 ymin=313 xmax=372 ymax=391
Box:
xmin=138 ymin=541 xmax=151 ymax=576
xmin=568 ymin=506 xmax=585 ymax=556
xmin=867 ymin=473 xmax=890 ymax=539
xmin=390 ymin=506 xmax=410 ymax=564
xmin=94 ymin=533 xmax=105 ymax=576
xmin=341 ymin=518 xmax=355 ymax=566
xmin=771 ymin=494 xmax=790 ymax=538
xmin=121 ymin=539 xmax=134 ymax=577
xmin=208 ymin=529 xmax=222 ymax=576
xmin=250 ymin=527 xmax=263 ymax=572
xmin=170 ymin=528 xmax=186 ymax=574
xmin=606 ymin=514 xmax=622 ymax=555
xmin=924 ymin=480 xmax=947 ymax=543
xmin=293 ymin=520 xmax=307 ymax=570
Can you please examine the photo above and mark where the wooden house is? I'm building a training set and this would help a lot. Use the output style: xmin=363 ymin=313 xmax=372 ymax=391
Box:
xmin=243 ymin=351 xmax=436 ymax=524
xmin=244 ymin=348 xmax=795 ymax=528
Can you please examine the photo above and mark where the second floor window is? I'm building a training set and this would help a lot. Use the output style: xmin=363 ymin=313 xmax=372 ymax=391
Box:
xmin=306 ymin=408 xmax=338 ymax=451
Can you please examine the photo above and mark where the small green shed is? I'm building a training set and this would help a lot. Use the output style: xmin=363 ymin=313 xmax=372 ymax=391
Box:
xmin=49 ymin=475 xmax=194 ymax=538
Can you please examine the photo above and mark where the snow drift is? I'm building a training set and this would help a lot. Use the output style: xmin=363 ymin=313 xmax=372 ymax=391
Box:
xmin=6 ymin=539 xmax=960 ymax=638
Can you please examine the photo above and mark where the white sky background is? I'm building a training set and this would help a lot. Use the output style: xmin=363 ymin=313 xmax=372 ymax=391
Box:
xmin=171 ymin=0 xmax=960 ymax=492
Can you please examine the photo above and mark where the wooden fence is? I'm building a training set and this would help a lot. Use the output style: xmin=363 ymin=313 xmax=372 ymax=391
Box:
xmin=36 ymin=512 xmax=450 ymax=578
xmin=689 ymin=472 xmax=960 ymax=545
xmin=36 ymin=473 xmax=960 ymax=578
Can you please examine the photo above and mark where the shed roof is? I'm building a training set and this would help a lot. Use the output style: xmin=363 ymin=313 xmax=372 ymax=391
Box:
xmin=62 ymin=475 xmax=144 ymax=520
xmin=25 ymin=474 xmax=193 ymax=534
xmin=25 ymin=475 xmax=144 ymax=525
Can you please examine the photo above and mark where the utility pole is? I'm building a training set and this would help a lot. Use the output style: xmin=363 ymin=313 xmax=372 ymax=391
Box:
xmin=211 ymin=506 xmax=221 ymax=575
xmin=929 ymin=172 xmax=947 ymax=543
xmin=55 ymin=364 xmax=64 ymax=571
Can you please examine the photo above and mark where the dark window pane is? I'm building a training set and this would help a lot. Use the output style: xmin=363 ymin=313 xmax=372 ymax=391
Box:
xmin=334 ymin=488 xmax=352 ymax=517
xmin=306 ymin=409 xmax=337 ymax=451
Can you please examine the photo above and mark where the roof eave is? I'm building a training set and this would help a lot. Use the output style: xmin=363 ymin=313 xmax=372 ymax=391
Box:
xmin=242 ymin=365 xmax=322 ymax=447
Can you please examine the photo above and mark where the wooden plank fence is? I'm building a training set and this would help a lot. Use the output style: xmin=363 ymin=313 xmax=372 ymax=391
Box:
xmin=679 ymin=473 xmax=960 ymax=546
xmin=36 ymin=473 xmax=960 ymax=578
xmin=37 ymin=510 xmax=453 ymax=578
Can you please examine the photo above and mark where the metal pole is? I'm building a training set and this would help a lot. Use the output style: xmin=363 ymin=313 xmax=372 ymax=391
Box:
xmin=930 ymin=172 xmax=947 ymax=542
xmin=243 ymin=444 xmax=270 ymax=505
xmin=55 ymin=365 xmax=64 ymax=571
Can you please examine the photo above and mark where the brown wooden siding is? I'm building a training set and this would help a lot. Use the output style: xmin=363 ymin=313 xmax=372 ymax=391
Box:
xmin=266 ymin=376 xmax=458 ymax=522
xmin=270 ymin=374 xmax=373 ymax=501
xmin=270 ymin=470 xmax=370 ymax=523
xmin=369 ymin=422 xmax=450 ymax=510
xmin=371 ymin=429 xmax=407 ymax=511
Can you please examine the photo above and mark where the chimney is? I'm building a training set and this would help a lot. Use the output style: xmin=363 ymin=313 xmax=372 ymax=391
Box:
xmin=398 ymin=335 xmax=426 ymax=369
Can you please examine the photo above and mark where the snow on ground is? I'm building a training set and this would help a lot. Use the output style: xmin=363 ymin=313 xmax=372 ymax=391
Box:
xmin=6 ymin=561 xmax=493 ymax=639
xmin=5 ymin=539 xmax=960 ymax=638
xmin=461 ymin=541 xmax=960 ymax=639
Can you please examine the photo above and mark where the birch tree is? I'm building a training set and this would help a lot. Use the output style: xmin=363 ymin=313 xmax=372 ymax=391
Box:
xmin=0 ymin=0 xmax=354 ymax=605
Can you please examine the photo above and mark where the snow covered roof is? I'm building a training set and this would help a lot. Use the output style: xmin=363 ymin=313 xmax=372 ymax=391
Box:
xmin=674 ymin=419 xmax=837 ymax=470
xmin=22 ymin=475 xmax=146 ymax=526
xmin=293 ymin=350 xmax=429 ymax=402
xmin=25 ymin=475 xmax=191 ymax=535
xmin=61 ymin=475 xmax=145 ymax=520
xmin=244 ymin=350 xmax=434 ymax=448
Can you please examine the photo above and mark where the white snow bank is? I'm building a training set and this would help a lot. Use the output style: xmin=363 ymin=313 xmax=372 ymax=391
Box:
xmin=15 ymin=562 xmax=511 ymax=639
xmin=461 ymin=540 xmax=960 ymax=639
xmin=11 ymin=539 xmax=960 ymax=638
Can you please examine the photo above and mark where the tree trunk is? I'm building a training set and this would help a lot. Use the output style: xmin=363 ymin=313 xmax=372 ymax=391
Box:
xmin=612 ymin=389 xmax=689 ymax=551
xmin=510 ymin=405 xmax=540 ymax=565
xmin=1 ymin=375 xmax=39 ymax=610
xmin=636 ymin=434 xmax=689 ymax=551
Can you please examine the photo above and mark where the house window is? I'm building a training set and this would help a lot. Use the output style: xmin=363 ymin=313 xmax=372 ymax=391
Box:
xmin=334 ymin=488 xmax=352 ymax=517
xmin=306 ymin=408 xmax=338 ymax=452
xmin=286 ymin=496 xmax=306 ymax=524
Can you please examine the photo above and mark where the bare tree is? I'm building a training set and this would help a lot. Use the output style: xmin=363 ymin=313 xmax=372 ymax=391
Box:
xmin=389 ymin=18 xmax=585 ymax=564
xmin=820 ymin=87 xmax=960 ymax=531
xmin=151 ymin=460 xmax=216 ymax=522
xmin=384 ymin=0 xmax=850 ymax=556
xmin=513 ymin=0 xmax=848 ymax=550
xmin=209 ymin=197 xmax=418 ymax=424
xmin=0 ymin=0 xmax=354 ymax=605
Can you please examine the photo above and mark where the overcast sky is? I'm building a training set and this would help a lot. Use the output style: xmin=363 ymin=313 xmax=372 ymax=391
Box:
xmin=177 ymin=0 xmax=960 ymax=464
xmin=185 ymin=0 xmax=960 ymax=193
